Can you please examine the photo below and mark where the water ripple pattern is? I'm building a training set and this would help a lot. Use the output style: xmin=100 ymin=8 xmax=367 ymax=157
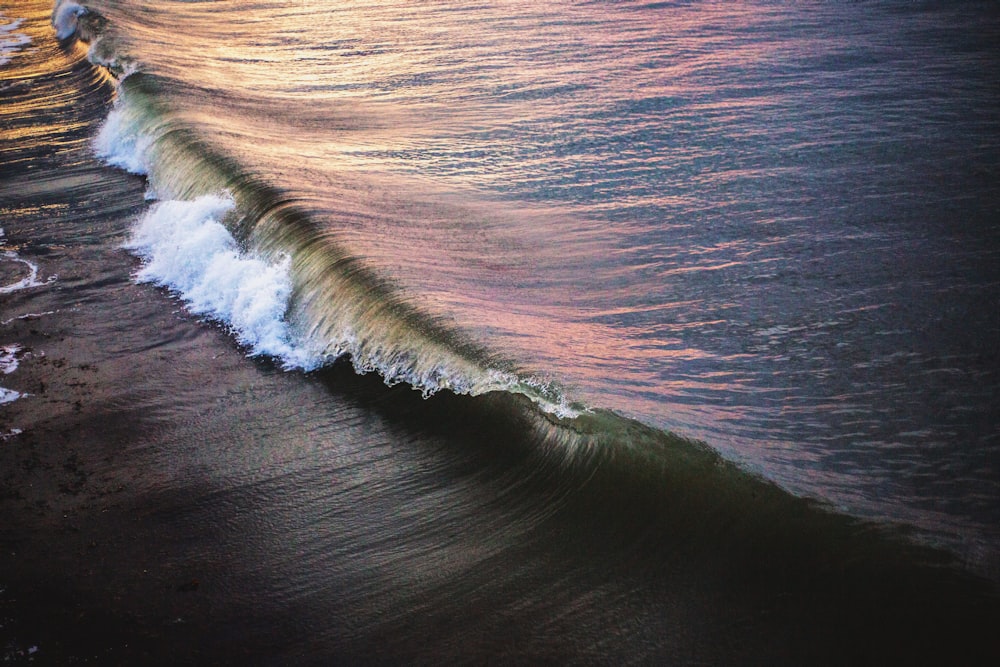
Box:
xmin=63 ymin=0 xmax=1000 ymax=557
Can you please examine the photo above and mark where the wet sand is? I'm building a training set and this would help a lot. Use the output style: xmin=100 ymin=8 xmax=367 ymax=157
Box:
xmin=0 ymin=156 xmax=230 ymax=663
xmin=0 ymin=16 xmax=246 ymax=657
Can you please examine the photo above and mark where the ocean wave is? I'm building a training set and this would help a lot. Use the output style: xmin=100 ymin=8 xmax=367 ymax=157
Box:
xmin=78 ymin=19 xmax=581 ymax=417
xmin=51 ymin=0 xmax=86 ymax=41
xmin=39 ymin=0 xmax=1000 ymax=586
xmin=44 ymin=3 xmax=842 ymax=542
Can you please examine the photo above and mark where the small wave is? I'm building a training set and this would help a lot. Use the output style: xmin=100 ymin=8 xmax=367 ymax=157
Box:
xmin=51 ymin=0 xmax=87 ymax=41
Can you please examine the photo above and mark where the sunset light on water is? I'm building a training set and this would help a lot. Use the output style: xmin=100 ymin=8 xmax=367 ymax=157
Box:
xmin=2 ymin=0 xmax=999 ymax=662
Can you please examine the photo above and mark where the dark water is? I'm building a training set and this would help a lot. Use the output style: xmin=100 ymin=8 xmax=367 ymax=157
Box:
xmin=2 ymin=0 xmax=999 ymax=663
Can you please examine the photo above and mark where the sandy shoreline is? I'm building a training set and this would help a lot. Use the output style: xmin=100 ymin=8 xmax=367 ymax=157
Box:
xmin=0 ymin=16 xmax=252 ymax=656
xmin=0 ymin=160 xmax=325 ymax=662
xmin=0 ymin=156 xmax=232 ymax=663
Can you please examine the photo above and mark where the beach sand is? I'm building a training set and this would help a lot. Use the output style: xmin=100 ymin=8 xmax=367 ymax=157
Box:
xmin=0 ymin=18 xmax=248 ymax=657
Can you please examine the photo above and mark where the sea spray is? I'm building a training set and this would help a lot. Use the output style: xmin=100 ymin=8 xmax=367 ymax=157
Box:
xmin=124 ymin=193 xmax=320 ymax=370
xmin=93 ymin=104 xmax=153 ymax=176
xmin=51 ymin=0 xmax=85 ymax=40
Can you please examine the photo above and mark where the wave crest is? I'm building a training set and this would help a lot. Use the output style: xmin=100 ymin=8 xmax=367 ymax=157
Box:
xmin=124 ymin=193 xmax=320 ymax=370
xmin=87 ymin=69 xmax=580 ymax=415
xmin=51 ymin=0 xmax=86 ymax=40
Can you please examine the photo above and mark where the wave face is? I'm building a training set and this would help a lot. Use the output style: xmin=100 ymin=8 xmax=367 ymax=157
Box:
xmin=55 ymin=0 xmax=1000 ymax=567
xmin=89 ymin=68 xmax=578 ymax=415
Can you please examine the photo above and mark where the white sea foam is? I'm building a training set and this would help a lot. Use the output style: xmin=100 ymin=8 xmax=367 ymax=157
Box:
xmin=1 ymin=310 xmax=57 ymax=326
xmin=0 ymin=388 xmax=22 ymax=405
xmin=0 ymin=345 xmax=24 ymax=406
xmin=0 ymin=13 xmax=30 ymax=67
xmin=0 ymin=251 xmax=49 ymax=294
xmin=51 ymin=0 xmax=86 ymax=40
xmin=0 ymin=228 xmax=51 ymax=294
xmin=94 ymin=105 xmax=153 ymax=176
xmin=1 ymin=344 xmax=21 ymax=375
xmin=124 ymin=194 xmax=319 ymax=370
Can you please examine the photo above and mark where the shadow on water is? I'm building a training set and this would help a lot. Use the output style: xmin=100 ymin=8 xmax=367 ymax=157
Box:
xmin=305 ymin=358 xmax=1000 ymax=664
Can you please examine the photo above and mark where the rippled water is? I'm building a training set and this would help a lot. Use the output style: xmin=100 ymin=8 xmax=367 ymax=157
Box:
xmin=2 ymin=0 xmax=999 ymax=661
xmin=68 ymin=0 xmax=1000 ymax=551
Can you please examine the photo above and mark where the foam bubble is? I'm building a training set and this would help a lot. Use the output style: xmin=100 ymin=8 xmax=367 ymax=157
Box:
xmin=124 ymin=194 xmax=319 ymax=370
